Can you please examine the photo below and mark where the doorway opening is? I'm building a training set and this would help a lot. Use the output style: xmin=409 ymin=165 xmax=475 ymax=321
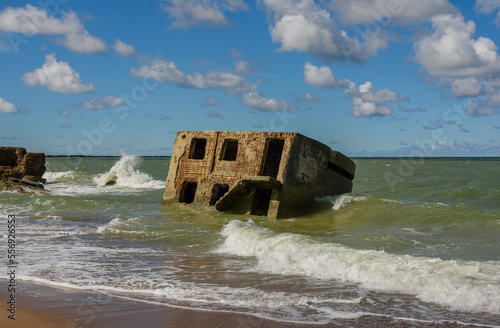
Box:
xmin=209 ymin=184 xmax=229 ymax=205
xmin=251 ymin=188 xmax=272 ymax=216
xmin=179 ymin=182 xmax=197 ymax=203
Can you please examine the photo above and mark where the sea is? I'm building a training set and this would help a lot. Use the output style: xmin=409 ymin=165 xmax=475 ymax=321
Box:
xmin=1 ymin=155 xmax=499 ymax=326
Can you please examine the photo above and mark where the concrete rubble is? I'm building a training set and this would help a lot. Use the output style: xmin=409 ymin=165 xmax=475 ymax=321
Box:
xmin=0 ymin=147 xmax=47 ymax=193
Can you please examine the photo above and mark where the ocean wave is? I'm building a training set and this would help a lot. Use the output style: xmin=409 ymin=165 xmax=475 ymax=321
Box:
xmin=43 ymin=170 xmax=84 ymax=183
xmin=216 ymin=219 xmax=500 ymax=315
xmin=317 ymin=193 xmax=368 ymax=210
xmin=93 ymin=154 xmax=164 ymax=189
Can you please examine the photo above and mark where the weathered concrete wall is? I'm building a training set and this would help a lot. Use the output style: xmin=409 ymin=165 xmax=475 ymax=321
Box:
xmin=163 ymin=131 xmax=294 ymax=208
xmin=162 ymin=131 xmax=355 ymax=219
xmin=277 ymin=134 xmax=355 ymax=217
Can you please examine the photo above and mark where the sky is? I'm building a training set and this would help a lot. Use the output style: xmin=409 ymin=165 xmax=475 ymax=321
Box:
xmin=1 ymin=0 xmax=500 ymax=157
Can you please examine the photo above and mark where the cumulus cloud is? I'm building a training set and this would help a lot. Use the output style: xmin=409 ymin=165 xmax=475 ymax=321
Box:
xmin=161 ymin=0 xmax=248 ymax=29
xmin=304 ymin=92 xmax=324 ymax=102
xmin=262 ymin=0 xmax=389 ymax=64
xmin=303 ymin=62 xmax=406 ymax=117
xmin=131 ymin=58 xmax=249 ymax=93
xmin=0 ymin=5 xmax=82 ymax=34
xmin=22 ymin=53 xmax=95 ymax=93
xmin=414 ymin=14 xmax=500 ymax=77
xmin=0 ymin=5 xmax=106 ymax=54
xmin=466 ymin=99 xmax=499 ymax=116
xmin=112 ymin=39 xmax=137 ymax=57
xmin=347 ymin=81 xmax=407 ymax=103
xmin=242 ymin=91 xmax=296 ymax=112
xmin=347 ymin=80 xmax=406 ymax=117
xmin=303 ymin=62 xmax=348 ymax=88
xmin=475 ymin=0 xmax=500 ymax=26
xmin=447 ymin=77 xmax=484 ymax=97
xmin=131 ymin=57 xmax=293 ymax=112
xmin=351 ymin=97 xmax=391 ymax=117
xmin=327 ymin=0 xmax=456 ymax=26
xmin=0 ymin=97 xmax=18 ymax=113
xmin=62 ymin=30 xmax=106 ymax=54
xmin=234 ymin=60 xmax=255 ymax=74
xmin=74 ymin=95 xmax=124 ymax=109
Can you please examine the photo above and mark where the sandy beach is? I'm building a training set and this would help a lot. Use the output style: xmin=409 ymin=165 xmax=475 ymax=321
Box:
xmin=1 ymin=280 xmax=491 ymax=328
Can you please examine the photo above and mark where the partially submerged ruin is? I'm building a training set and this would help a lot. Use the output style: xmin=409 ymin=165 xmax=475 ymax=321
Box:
xmin=162 ymin=131 xmax=355 ymax=219
xmin=0 ymin=147 xmax=46 ymax=193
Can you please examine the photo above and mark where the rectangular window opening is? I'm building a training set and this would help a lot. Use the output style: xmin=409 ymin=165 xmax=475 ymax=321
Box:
xmin=220 ymin=139 xmax=238 ymax=161
xmin=209 ymin=184 xmax=229 ymax=206
xmin=251 ymin=188 xmax=272 ymax=216
xmin=261 ymin=139 xmax=285 ymax=178
xmin=179 ymin=182 xmax=197 ymax=204
xmin=189 ymin=138 xmax=207 ymax=160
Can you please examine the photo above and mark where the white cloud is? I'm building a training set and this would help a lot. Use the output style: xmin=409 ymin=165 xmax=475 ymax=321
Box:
xmin=208 ymin=110 xmax=224 ymax=119
xmin=466 ymin=99 xmax=499 ymax=116
xmin=132 ymin=57 xmax=297 ymax=112
xmin=475 ymin=0 xmax=500 ymax=26
xmin=202 ymin=97 xmax=219 ymax=107
xmin=262 ymin=0 xmax=388 ymax=64
xmin=448 ymin=77 xmax=483 ymax=97
xmin=349 ymin=81 xmax=407 ymax=103
xmin=0 ymin=97 xmax=18 ymax=113
xmin=475 ymin=0 xmax=500 ymax=13
xmin=0 ymin=5 xmax=106 ymax=54
xmin=131 ymin=58 xmax=248 ymax=93
xmin=488 ymin=91 xmax=500 ymax=106
xmin=234 ymin=61 xmax=254 ymax=74
xmin=230 ymin=48 xmax=243 ymax=58
xmin=76 ymin=95 xmax=124 ymax=109
xmin=351 ymin=97 xmax=392 ymax=117
xmin=304 ymin=62 xmax=406 ymax=117
xmin=414 ymin=14 xmax=500 ymax=77
xmin=161 ymin=0 xmax=248 ymax=29
xmin=347 ymin=82 xmax=404 ymax=116
xmin=62 ymin=30 xmax=106 ymax=54
xmin=0 ymin=5 xmax=82 ymax=34
xmin=304 ymin=92 xmax=324 ymax=102
xmin=327 ymin=0 xmax=456 ymax=26
xmin=303 ymin=62 xmax=348 ymax=88
xmin=112 ymin=39 xmax=136 ymax=57
xmin=22 ymin=53 xmax=95 ymax=93
xmin=242 ymin=91 xmax=296 ymax=112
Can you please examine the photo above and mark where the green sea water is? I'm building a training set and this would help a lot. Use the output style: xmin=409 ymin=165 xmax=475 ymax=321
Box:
xmin=1 ymin=155 xmax=499 ymax=325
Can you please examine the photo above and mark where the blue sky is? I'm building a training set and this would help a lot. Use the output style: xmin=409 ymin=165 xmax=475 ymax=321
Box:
xmin=1 ymin=0 xmax=500 ymax=156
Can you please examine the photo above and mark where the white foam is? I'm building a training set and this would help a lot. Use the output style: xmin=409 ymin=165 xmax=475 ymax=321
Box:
xmin=93 ymin=154 xmax=164 ymax=189
xmin=216 ymin=219 xmax=500 ymax=314
xmin=43 ymin=170 xmax=78 ymax=183
xmin=326 ymin=194 xmax=368 ymax=210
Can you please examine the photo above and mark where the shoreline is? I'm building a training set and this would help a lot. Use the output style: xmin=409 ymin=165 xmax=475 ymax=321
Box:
xmin=0 ymin=280 xmax=492 ymax=328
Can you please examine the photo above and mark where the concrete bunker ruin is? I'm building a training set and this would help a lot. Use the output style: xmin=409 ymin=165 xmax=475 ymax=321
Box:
xmin=162 ymin=131 xmax=355 ymax=219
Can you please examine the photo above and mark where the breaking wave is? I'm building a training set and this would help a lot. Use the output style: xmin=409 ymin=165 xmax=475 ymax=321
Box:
xmin=216 ymin=219 xmax=500 ymax=315
xmin=93 ymin=154 xmax=164 ymax=189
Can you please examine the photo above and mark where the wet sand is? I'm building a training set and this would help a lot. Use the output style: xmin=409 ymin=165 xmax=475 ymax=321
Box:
xmin=0 ymin=280 xmax=489 ymax=328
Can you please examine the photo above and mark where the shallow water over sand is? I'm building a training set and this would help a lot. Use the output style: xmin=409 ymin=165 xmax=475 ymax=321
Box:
xmin=1 ymin=156 xmax=499 ymax=326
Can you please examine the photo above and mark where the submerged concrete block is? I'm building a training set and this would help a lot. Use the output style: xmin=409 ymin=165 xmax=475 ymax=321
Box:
xmin=162 ymin=131 xmax=355 ymax=219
